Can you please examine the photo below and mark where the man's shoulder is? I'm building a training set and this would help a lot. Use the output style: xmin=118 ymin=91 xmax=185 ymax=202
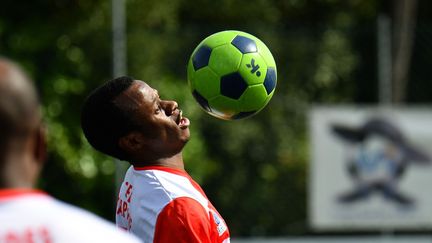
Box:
xmin=162 ymin=196 xmax=210 ymax=218
xmin=130 ymin=168 xmax=207 ymax=206
xmin=48 ymin=198 xmax=108 ymax=222
xmin=48 ymin=199 xmax=139 ymax=239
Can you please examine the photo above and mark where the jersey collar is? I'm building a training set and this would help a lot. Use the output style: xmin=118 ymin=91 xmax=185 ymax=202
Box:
xmin=133 ymin=165 xmax=190 ymax=178
xmin=0 ymin=189 xmax=47 ymax=201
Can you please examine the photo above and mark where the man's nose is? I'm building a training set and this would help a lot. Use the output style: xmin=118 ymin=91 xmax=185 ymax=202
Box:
xmin=161 ymin=100 xmax=178 ymax=115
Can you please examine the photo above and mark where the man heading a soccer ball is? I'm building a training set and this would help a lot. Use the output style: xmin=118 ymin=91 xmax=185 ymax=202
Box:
xmin=81 ymin=77 xmax=230 ymax=243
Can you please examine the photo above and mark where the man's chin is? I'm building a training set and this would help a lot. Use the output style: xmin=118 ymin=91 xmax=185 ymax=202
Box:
xmin=181 ymin=137 xmax=191 ymax=147
xmin=181 ymin=129 xmax=191 ymax=142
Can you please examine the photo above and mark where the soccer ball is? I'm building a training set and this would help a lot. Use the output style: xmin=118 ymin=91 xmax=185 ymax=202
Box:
xmin=187 ymin=30 xmax=277 ymax=120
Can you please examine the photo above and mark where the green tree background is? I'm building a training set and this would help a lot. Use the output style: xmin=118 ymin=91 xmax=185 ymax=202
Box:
xmin=1 ymin=0 xmax=432 ymax=237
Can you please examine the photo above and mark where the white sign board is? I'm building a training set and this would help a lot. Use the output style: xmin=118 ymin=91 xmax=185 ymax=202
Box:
xmin=309 ymin=106 xmax=432 ymax=230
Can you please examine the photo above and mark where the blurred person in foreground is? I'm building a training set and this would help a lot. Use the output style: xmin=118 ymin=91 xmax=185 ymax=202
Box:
xmin=0 ymin=58 xmax=141 ymax=243
xmin=81 ymin=76 xmax=230 ymax=243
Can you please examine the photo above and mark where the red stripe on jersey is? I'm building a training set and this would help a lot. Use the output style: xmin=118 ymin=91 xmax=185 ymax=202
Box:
xmin=0 ymin=189 xmax=47 ymax=201
xmin=133 ymin=166 xmax=188 ymax=177
xmin=153 ymin=197 xmax=212 ymax=243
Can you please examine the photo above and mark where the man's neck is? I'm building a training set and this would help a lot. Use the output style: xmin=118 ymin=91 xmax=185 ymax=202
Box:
xmin=0 ymin=154 xmax=35 ymax=189
xmin=131 ymin=153 xmax=185 ymax=171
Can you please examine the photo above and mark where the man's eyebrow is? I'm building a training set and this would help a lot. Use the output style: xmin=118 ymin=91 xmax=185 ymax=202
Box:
xmin=153 ymin=89 xmax=160 ymax=98
xmin=151 ymin=90 xmax=160 ymax=107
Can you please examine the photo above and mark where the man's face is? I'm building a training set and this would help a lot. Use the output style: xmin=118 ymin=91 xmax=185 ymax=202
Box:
xmin=115 ymin=80 xmax=190 ymax=157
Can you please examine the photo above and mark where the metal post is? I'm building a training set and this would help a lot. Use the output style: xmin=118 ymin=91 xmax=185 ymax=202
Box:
xmin=112 ymin=0 xmax=127 ymax=78
xmin=377 ymin=14 xmax=392 ymax=105
xmin=377 ymin=13 xmax=394 ymax=239
xmin=112 ymin=0 xmax=128 ymax=197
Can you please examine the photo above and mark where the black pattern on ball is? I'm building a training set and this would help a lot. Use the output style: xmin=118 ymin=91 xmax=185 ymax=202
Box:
xmin=220 ymin=72 xmax=248 ymax=99
xmin=192 ymin=90 xmax=211 ymax=112
xmin=232 ymin=111 xmax=257 ymax=120
xmin=231 ymin=35 xmax=257 ymax=54
xmin=263 ymin=67 xmax=276 ymax=94
xmin=192 ymin=45 xmax=212 ymax=70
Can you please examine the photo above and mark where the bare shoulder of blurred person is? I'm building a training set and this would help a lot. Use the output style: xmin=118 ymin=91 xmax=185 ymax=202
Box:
xmin=0 ymin=57 xmax=141 ymax=243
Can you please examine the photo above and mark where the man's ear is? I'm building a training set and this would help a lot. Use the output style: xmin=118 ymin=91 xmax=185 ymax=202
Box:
xmin=118 ymin=132 xmax=146 ymax=153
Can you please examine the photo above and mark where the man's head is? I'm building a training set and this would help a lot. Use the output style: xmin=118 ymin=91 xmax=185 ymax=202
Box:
xmin=0 ymin=57 xmax=45 ymax=188
xmin=81 ymin=77 xmax=190 ymax=164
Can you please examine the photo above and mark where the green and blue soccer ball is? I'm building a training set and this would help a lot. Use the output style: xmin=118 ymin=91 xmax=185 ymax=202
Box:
xmin=187 ymin=30 xmax=277 ymax=120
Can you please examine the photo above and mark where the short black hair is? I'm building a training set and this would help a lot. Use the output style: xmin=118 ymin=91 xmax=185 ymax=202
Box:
xmin=81 ymin=76 xmax=135 ymax=161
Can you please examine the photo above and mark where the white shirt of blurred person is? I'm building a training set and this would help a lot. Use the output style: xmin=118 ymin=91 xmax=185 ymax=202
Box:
xmin=0 ymin=58 xmax=141 ymax=243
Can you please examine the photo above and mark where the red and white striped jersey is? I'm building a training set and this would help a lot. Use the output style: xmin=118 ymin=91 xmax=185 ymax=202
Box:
xmin=116 ymin=166 xmax=230 ymax=243
xmin=0 ymin=189 xmax=141 ymax=243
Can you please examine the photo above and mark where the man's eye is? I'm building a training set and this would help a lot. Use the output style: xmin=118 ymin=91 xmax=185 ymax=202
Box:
xmin=155 ymin=106 xmax=163 ymax=114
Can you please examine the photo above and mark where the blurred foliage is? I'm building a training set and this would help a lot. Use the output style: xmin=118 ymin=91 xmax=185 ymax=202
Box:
xmin=1 ymin=0 xmax=432 ymax=237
